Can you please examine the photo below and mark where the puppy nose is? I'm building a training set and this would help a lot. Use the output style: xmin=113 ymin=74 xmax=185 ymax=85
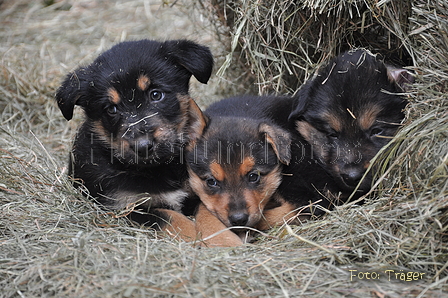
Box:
xmin=229 ymin=212 xmax=249 ymax=227
xmin=341 ymin=167 xmax=363 ymax=187
xmin=131 ymin=139 xmax=153 ymax=157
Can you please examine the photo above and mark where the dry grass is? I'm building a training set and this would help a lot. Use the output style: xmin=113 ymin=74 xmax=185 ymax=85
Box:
xmin=1 ymin=0 xmax=447 ymax=297
xmin=203 ymin=0 xmax=418 ymax=94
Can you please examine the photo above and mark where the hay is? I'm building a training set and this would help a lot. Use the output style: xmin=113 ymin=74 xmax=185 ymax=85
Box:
xmin=202 ymin=0 xmax=430 ymax=94
xmin=196 ymin=0 xmax=448 ymax=290
xmin=1 ymin=0 xmax=447 ymax=297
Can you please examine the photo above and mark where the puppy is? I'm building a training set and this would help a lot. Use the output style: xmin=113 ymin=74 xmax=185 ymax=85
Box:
xmin=55 ymin=39 xmax=213 ymax=240
xmin=209 ymin=49 xmax=413 ymax=228
xmin=286 ymin=49 xmax=413 ymax=211
xmin=186 ymin=104 xmax=291 ymax=246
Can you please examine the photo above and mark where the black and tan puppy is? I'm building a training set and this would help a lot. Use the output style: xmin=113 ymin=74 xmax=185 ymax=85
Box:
xmin=289 ymin=50 xmax=413 ymax=192
xmin=209 ymin=49 xmax=413 ymax=228
xmin=55 ymin=39 xmax=213 ymax=240
xmin=285 ymin=49 xmax=413 ymax=211
xmin=186 ymin=104 xmax=291 ymax=246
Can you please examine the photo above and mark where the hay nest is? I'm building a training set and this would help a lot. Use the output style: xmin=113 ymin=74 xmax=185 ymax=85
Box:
xmin=1 ymin=0 xmax=447 ymax=297
xmin=199 ymin=0 xmax=442 ymax=93
xmin=197 ymin=0 xmax=448 ymax=285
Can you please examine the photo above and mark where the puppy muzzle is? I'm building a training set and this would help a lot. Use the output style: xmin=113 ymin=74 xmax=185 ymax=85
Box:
xmin=228 ymin=211 xmax=250 ymax=227
xmin=129 ymin=137 xmax=154 ymax=158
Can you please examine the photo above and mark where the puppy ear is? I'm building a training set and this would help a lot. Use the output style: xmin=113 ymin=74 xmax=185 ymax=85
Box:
xmin=258 ymin=123 xmax=291 ymax=165
xmin=387 ymin=67 xmax=415 ymax=92
xmin=165 ymin=40 xmax=214 ymax=84
xmin=186 ymin=98 xmax=209 ymax=149
xmin=55 ymin=69 xmax=89 ymax=120
xmin=288 ymin=83 xmax=312 ymax=122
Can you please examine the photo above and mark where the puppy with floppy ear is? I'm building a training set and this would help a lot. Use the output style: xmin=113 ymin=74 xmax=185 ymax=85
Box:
xmin=55 ymin=39 xmax=213 ymax=241
xmin=220 ymin=49 xmax=414 ymax=226
xmin=286 ymin=49 xmax=413 ymax=209
xmin=214 ymin=49 xmax=413 ymax=225
xmin=186 ymin=98 xmax=292 ymax=247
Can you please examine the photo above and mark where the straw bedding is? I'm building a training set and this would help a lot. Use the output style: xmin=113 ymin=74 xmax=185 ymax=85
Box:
xmin=1 ymin=0 xmax=446 ymax=297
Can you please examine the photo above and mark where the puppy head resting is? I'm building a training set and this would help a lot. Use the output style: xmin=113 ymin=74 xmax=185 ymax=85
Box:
xmin=289 ymin=49 xmax=412 ymax=192
xmin=187 ymin=116 xmax=291 ymax=228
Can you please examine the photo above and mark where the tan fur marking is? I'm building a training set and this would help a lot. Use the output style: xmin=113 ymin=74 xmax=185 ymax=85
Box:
xmin=201 ymin=192 xmax=231 ymax=226
xmin=363 ymin=161 xmax=371 ymax=169
xmin=259 ymin=124 xmax=278 ymax=154
xmin=296 ymin=120 xmax=328 ymax=161
xmin=257 ymin=200 xmax=309 ymax=230
xmin=296 ymin=121 xmax=317 ymax=143
xmin=358 ymin=105 xmax=382 ymax=131
xmin=195 ymin=203 xmax=243 ymax=247
xmin=210 ymin=162 xmax=226 ymax=182
xmin=244 ymin=189 xmax=270 ymax=225
xmin=92 ymin=121 xmax=113 ymax=145
xmin=325 ymin=113 xmax=343 ymax=132
xmin=137 ymin=74 xmax=151 ymax=91
xmin=186 ymin=98 xmax=208 ymax=150
xmin=153 ymin=126 xmax=170 ymax=141
xmin=188 ymin=171 xmax=231 ymax=226
xmin=108 ymin=88 xmax=121 ymax=105
xmin=263 ymin=166 xmax=282 ymax=194
xmin=259 ymin=123 xmax=291 ymax=165
xmin=238 ymin=157 xmax=255 ymax=177
xmin=188 ymin=171 xmax=205 ymax=199
xmin=243 ymin=166 xmax=282 ymax=227
xmin=92 ymin=120 xmax=131 ymax=156
xmin=159 ymin=209 xmax=197 ymax=242
xmin=176 ymin=94 xmax=191 ymax=133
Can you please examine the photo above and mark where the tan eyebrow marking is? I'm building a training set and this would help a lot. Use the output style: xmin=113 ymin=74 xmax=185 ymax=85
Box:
xmin=358 ymin=105 xmax=382 ymax=131
xmin=210 ymin=162 xmax=226 ymax=182
xmin=108 ymin=88 xmax=120 ymax=104
xmin=238 ymin=157 xmax=255 ymax=177
xmin=137 ymin=75 xmax=151 ymax=91
xmin=324 ymin=112 xmax=343 ymax=132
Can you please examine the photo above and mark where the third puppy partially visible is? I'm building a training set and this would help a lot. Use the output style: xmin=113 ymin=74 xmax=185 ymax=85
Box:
xmin=286 ymin=49 xmax=413 ymax=211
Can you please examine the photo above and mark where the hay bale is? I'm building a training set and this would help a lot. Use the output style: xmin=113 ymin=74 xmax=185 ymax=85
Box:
xmin=196 ymin=0 xmax=448 ymax=281
xmin=201 ymin=0 xmax=444 ymax=94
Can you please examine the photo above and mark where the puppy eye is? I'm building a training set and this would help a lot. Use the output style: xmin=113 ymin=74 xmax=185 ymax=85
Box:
xmin=327 ymin=131 xmax=338 ymax=139
xmin=205 ymin=178 xmax=218 ymax=188
xmin=107 ymin=105 xmax=118 ymax=115
xmin=150 ymin=90 xmax=164 ymax=101
xmin=248 ymin=172 xmax=261 ymax=183
xmin=370 ymin=128 xmax=383 ymax=137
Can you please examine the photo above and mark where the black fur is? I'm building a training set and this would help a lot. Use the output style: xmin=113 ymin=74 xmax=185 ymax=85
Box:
xmin=55 ymin=39 xmax=213 ymax=231
xmin=287 ymin=49 xmax=411 ymax=210
xmin=209 ymin=49 xmax=412 ymax=217
xmin=186 ymin=108 xmax=291 ymax=228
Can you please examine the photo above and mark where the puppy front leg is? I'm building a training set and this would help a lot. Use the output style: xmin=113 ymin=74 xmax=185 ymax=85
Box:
xmin=158 ymin=209 xmax=198 ymax=242
xmin=256 ymin=201 xmax=308 ymax=230
xmin=195 ymin=203 xmax=243 ymax=247
xmin=129 ymin=208 xmax=197 ymax=242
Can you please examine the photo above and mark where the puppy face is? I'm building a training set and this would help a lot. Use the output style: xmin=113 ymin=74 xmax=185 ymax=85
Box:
xmin=290 ymin=49 xmax=413 ymax=192
xmin=56 ymin=39 xmax=213 ymax=166
xmin=187 ymin=117 xmax=291 ymax=228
